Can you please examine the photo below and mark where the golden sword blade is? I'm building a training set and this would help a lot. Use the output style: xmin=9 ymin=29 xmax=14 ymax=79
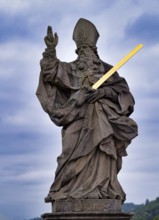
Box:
xmin=92 ymin=44 xmax=143 ymax=89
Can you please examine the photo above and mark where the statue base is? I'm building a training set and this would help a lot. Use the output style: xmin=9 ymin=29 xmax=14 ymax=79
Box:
xmin=41 ymin=199 xmax=134 ymax=220
xmin=42 ymin=212 xmax=134 ymax=220
xmin=52 ymin=199 xmax=122 ymax=212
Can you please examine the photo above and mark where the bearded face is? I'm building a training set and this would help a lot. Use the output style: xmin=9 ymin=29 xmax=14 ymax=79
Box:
xmin=75 ymin=46 xmax=104 ymax=87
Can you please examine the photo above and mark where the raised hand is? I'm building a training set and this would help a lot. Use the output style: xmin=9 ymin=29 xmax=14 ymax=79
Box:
xmin=44 ymin=26 xmax=58 ymax=48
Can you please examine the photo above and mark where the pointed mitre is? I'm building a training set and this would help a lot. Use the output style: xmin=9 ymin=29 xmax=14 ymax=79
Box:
xmin=73 ymin=18 xmax=99 ymax=48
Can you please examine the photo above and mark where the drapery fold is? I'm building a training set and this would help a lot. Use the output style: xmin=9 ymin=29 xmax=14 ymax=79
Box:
xmin=36 ymin=58 xmax=138 ymax=202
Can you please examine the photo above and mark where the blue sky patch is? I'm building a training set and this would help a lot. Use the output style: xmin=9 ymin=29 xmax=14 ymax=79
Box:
xmin=125 ymin=13 xmax=159 ymax=44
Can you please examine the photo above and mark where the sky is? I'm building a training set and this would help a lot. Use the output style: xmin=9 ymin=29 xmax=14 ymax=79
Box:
xmin=0 ymin=0 xmax=159 ymax=219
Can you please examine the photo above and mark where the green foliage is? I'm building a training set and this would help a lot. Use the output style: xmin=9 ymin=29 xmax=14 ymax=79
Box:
xmin=132 ymin=197 xmax=159 ymax=220
xmin=122 ymin=203 xmax=142 ymax=212
xmin=153 ymin=216 xmax=159 ymax=220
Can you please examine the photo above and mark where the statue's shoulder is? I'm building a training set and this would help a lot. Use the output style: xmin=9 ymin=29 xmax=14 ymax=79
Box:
xmin=100 ymin=60 xmax=114 ymax=73
xmin=100 ymin=60 xmax=119 ymax=78
xmin=101 ymin=60 xmax=113 ymax=69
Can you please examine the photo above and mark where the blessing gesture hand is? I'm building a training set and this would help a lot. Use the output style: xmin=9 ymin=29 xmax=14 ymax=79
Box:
xmin=44 ymin=26 xmax=58 ymax=48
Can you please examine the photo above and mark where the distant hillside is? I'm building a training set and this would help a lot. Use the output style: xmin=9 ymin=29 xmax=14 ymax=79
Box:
xmin=131 ymin=197 xmax=159 ymax=220
xmin=122 ymin=202 xmax=142 ymax=212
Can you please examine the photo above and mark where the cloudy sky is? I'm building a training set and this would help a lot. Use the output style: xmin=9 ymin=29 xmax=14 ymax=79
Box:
xmin=0 ymin=0 xmax=159 ymax=219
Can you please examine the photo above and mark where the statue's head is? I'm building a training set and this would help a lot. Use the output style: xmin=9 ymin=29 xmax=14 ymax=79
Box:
xmin=73 ymin=18 xmax=99 ymax=50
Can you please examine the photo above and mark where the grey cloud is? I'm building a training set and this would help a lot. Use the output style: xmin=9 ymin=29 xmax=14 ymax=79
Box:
xmin=0 ymin=152 xmax=59 ymax=219
xmin=125 ymin=13 xmax=159 ymax=45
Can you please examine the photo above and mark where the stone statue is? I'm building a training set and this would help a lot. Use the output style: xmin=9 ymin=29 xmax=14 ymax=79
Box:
xmin=36 ymin=18 xmax=138 ymax=205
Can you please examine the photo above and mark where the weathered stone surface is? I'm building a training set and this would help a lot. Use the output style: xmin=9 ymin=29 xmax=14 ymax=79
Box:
xmin=42 ymin=199 xmax=133 ymax=219
xmin=52 ymin=199 xmax=122 ymax=213
xmin=42 ymin=212 xmax=134 ymax=220
xmin=37 ymin=18 xmax=138 ymax=204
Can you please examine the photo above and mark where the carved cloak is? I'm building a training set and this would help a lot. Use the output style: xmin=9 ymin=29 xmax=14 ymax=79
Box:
xmin=36 ymin=57 xmax=138 ymax=201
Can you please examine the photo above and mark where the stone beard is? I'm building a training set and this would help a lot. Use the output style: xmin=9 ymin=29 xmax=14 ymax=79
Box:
xmin=36 ymin=18 xmax=138 ymax=204
xmin=74 ymin=45 xmax=105 ymax=88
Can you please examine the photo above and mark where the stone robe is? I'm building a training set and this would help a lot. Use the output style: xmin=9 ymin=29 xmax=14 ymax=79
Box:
xmin=36 ymin=54 xmax=138 ymax=202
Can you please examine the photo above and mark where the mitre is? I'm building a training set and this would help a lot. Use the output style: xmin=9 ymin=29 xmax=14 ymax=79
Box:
xmin=73 ymin=18 xmax=99 ymax=48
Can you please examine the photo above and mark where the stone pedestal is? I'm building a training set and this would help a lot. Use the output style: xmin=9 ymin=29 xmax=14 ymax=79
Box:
xmin=42 ymin=212 xmax=134 ymax=220
xmin=42 ymin=199 xmax=134 ymax=220
xmin=52 ymin=199 xmax=122 ymax=212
